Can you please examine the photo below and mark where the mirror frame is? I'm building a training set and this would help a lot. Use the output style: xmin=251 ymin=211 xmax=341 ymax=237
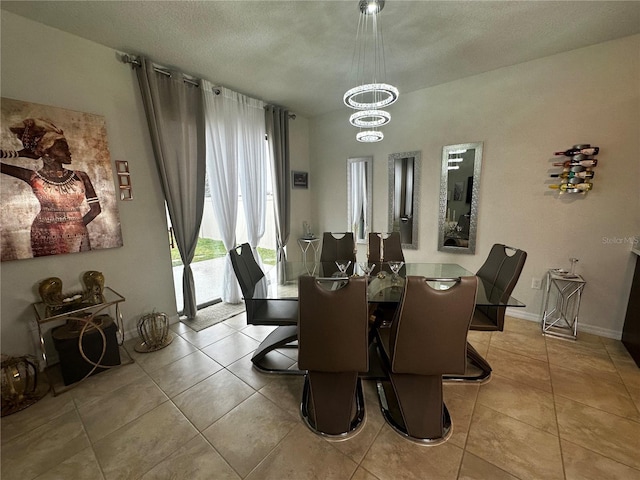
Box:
xmin=347 ymin=156 xmax=373 ymax=244
xmin=438 ymin=142 xmax=483 ymax=254
xmin=388 ymin=151 xmax=421 ymax=250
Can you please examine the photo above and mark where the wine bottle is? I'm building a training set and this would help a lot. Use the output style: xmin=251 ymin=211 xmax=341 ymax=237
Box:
xmin=555 ymin=176 xmax=585 ymax=185
xmin=552 ymin=159 xmax=598 ymax=168
xmin=550 ymin=171 xmax=595 ymax=179
xmin=548 ymin=183 xmax=593 ymax=192
xmin=555 ymin=146 xmax=599 ymax=157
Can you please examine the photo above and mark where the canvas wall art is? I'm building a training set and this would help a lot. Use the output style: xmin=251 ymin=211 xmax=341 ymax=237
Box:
xmin=0 ymin=98 xmax=123 ymax=261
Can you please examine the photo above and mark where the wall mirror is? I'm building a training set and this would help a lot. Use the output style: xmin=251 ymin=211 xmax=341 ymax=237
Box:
xmin=438 ymin=142 xmax=483 ymax=254
xmin=388 ymin=151 xmax=420 ymax=249
xmin=347 ymin=156 xmax=373 ymax=244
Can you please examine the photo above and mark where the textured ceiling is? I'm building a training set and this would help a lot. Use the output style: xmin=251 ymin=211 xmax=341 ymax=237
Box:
xmin=2 ymin=1 xmax=639 ymax=117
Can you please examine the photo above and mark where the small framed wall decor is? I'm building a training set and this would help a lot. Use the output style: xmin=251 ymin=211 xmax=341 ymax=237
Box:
xmin=115 ymin=160 xmax=133 ymax=200
xmin=292 ymin=171 xmax=308 ymax=189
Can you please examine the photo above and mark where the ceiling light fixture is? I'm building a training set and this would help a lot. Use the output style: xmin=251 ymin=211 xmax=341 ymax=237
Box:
xmin=349 ymin=109 xmax=391 ymax=127
xmin=344 ymin=0 xmax=398 ymax=143
xmin=356 ymin=130 xmax=384 ymax=142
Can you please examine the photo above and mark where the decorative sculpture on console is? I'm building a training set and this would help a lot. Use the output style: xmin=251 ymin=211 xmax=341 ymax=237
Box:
xmin=38 ymin=270 xmax=105 ymax=316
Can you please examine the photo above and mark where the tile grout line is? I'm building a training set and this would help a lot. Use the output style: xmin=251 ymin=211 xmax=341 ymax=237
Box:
xmin=544 ymin=334 xmax=568 ymax=480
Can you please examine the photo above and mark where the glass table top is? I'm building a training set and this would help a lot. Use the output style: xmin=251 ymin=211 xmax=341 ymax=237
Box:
xmin=256 ymin=262 xmax=525 ymax=307
xmin=32 ymin=286 xmax=125 ymax=323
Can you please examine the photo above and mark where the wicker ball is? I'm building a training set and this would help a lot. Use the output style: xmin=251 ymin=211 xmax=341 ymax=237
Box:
xmin=135 ymin=312 xmax=173 ymax=353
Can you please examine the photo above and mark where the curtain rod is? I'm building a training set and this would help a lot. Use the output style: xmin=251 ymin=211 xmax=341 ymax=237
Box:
xmin=120 ymin=53 xmax=296 ymax=118
xmin=120 ymin=53 xmax=212 ymax=90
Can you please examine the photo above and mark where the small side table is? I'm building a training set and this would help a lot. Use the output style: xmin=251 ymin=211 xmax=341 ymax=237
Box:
xmin=32 ymin=287 xmax=133 ymax=395
xmin=298 ymin=237 xmax=321 ymax=275
xmin=541 ymin=269 xmax=586 ymax=340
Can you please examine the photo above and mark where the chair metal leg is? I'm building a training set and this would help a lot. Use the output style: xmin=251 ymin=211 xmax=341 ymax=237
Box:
xmin=250 ymin=325 xmax=303 ymax=375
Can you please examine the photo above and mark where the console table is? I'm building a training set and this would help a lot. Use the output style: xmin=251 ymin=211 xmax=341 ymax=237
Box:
xmin=541 ymin=269 xmax=586 ymax=340
xmin=297 ymin=237 xmax=321 ymax=275
xmin=32 ymin=287 xmax=133 ymax=395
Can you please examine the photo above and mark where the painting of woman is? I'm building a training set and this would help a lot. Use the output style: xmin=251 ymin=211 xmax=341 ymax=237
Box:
xmin=1 ymin=118 xmax=102 ymax=256
xmin=1 ymin=98 xmax=122 ymax=261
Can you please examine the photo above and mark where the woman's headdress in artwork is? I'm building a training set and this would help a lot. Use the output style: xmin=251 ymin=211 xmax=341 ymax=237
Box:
xmin=9 ymin=118 xmax=66 ymax=157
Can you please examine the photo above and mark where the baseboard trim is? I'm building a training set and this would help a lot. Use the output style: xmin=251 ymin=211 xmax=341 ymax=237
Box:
xmin=506 ymin=308 xmax=622 ymax=340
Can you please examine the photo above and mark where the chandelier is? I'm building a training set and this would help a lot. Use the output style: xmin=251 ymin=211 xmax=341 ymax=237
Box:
xmin=344 ymin=0 xmax=398 ymax=143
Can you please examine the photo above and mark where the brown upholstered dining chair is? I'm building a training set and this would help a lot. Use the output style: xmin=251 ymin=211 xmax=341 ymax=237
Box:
xmin=472 ymin=244 xmax=527 ymax=331
xmin=463 ymin=243 xmax=527 ymax=382
xmin=229 ymin=243 xmax=299 ymax=373
xmin=375 ymin=276 xmax=478 ymax=444
xmin=298 ymin=275 xmax=369 ymax=437
xmin=367 ymin=232 xmax=405 ymax=275
xmin=319 ymin=232 xmax=356 ymax=276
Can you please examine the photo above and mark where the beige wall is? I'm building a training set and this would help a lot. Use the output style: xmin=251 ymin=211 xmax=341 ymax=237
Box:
xmin=288 ymin=115 xmax=313 ymax=260
xmin=310 ymin=34 xmax=640 ymax=338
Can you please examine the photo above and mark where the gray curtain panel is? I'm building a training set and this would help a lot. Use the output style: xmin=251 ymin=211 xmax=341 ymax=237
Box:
xmin=135 ymin=57 xmax=206 ymax=319
xmin=265 ymin=106 xmax=291 ymax=284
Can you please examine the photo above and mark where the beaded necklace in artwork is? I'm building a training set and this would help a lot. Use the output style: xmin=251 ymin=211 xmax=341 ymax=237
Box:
xmin=35 ymin=169 xmax=78 ymax=194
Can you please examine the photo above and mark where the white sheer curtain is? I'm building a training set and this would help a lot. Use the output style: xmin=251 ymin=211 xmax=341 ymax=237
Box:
xmin=202 ymin=82 xmax=240 ymax=303
xmin=202 ymin=82 xmax=267 ymax=303
xmin=350 ymin=161 xmax=367 ymax=241
xmin=237 ymin=94 xmax=267 ymax=267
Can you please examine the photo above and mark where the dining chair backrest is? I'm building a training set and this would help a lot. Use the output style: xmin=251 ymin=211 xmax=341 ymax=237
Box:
xmin=389 ymin=276 xmax=478 ymax=376
xmin=475 ymin=244 xmax=527 ymax=330
xmin=229 ymin=243 xmax=268 ymax=323
xmin=229 ymin=243 xmax=264 ymax=299
xmin=298 ymin=276 xmax=368 ymax=373
xmin=319 ymin=232 xmax=356 ymax=275
xmin=319 ymin=232 xmax=356 ymax=262
xmin=367 ymin=232 xmax=404 ymax=275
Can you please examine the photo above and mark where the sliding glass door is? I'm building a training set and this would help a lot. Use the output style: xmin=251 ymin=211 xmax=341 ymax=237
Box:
xmin=170 ymin=173 xmax=276 ymax=314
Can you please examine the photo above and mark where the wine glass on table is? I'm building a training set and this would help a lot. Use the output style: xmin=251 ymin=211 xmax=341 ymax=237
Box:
xmin=358 ymin=262 xmax=376 ymax=279
xmin=335 ymin=260 xmax=351 ymax=277
xmin=388 ymin=261 xmax=404 ymax=284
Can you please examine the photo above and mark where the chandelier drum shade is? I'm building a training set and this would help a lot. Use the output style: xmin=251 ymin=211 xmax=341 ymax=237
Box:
xmin=345 ymin=0 xmax=398 ymax=142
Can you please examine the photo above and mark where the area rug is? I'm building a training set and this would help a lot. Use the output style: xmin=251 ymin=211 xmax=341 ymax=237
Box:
xmin=181 ymin=302 xmax=245 ymax=332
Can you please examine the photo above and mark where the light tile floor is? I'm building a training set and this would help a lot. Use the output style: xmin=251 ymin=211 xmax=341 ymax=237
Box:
xmin=2 ymin=315 xmax=640 ymax=480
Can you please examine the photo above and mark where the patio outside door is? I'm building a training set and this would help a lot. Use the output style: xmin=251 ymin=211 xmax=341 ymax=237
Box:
xmin=169 ymin=184 xmax=277 ymax=314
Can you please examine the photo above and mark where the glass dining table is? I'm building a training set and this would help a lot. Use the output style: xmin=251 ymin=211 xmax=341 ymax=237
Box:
xmin=253 ymin=261 xmax=525 ymax=382
xmin=258 ymin=261 xmax=525 ymax=309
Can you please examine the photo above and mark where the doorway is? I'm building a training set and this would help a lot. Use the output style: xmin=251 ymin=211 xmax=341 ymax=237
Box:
xmin=169 ymin=178 xmax=277 ymax=314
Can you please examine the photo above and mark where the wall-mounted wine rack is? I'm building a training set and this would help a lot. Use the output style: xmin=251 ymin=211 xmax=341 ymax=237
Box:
xmin=549 ymin=144 xmax=599 ymax=194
